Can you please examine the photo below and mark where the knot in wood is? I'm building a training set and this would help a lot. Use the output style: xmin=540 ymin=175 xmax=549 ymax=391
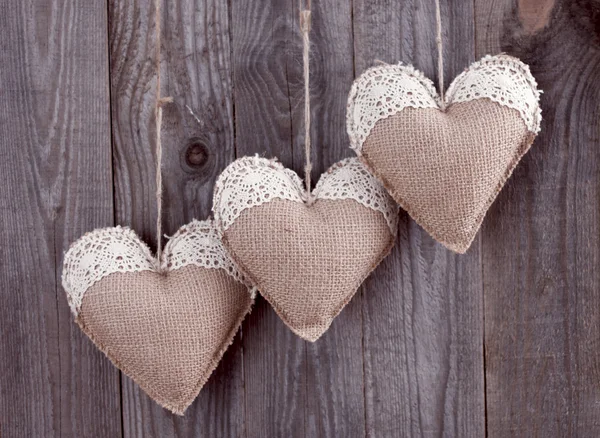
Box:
xmin=185 ymin=139 xmax=209 ymax=168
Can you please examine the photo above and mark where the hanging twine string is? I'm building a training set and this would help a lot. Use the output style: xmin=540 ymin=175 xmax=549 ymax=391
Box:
xmin=154 ymin=0 xmax=173 ymax=268
xmin=435 ymin=0 xmax=445 ymax=110
xmin=300 ymin=3 xmax=313 ymax=204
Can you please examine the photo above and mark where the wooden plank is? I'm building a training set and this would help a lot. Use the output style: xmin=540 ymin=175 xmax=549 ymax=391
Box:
xmin=353 ymin=0 xmax=485 ymax=436
xmin=476 ymin=0 xmax=600 ymax=435
xmin=108 ymin=0 xmax=241 ymax=435
xmin=232 ymin=0 xmax=367 ymax=435
xmin=230 ymin=1 xmax=306 ymax=436
xmin=298 ymin=1 xmax=366 ymax=437
xmin=0 ymin=0 xmax=121 ymax=436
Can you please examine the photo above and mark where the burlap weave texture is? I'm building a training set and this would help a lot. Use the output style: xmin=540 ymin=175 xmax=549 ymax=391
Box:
xmin=77 ymin=266 xmax=253 ymax=415
xmin=223 ymin=198 xmax=395 ymax=342
xmin=362 ymin=99 xmax=533 ymax=253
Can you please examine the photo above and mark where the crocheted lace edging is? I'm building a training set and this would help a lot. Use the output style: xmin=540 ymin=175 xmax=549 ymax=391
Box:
xmin=62 ymin=219 xmax=253 ymax=316
xmin=347 ymin=54 xmax=542 ymax=153
xmin=212 ymin=155 xmax=398 ymax=234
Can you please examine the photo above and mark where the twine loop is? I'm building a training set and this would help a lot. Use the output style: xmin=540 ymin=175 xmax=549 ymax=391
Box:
xmin=154 ymin=0 xmax=172 ymax=269
xmin=435 ymin=0 xmax=445 ymax=110
xmin=300 ymin=5 xmax=313 ymax=205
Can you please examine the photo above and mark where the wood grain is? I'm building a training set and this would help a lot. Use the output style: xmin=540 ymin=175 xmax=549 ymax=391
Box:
xmin=0 ymin=0 xmax=121 ymax=436
xmin=353 ymin=0 xmax=485 ymax=436
xmin=477 ymin=0 xmax=600 ymax=435
xmin=3 ymin=0 xmax=600 ymax=435
xmin=297 ymin=1 xmax=367 ymax=437
xmin=231 ymin=0 xmax=367 ymax=435
xmin=108 ymin=0 xmax=241 ymax=435
xmin=230 ymin=1 xmax=307 ymax=436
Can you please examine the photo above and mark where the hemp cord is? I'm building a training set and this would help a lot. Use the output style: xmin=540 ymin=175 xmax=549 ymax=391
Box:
xmin=435 ymin=0 xmax=445 ymax=110
xmin=300 ymin=5 xmax=313 ymax=203
xmin=154 ymin=0 xmax=173 ymax=268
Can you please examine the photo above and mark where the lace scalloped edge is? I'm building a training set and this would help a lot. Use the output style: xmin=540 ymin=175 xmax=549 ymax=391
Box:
xmin=213 ymin=155 xmax=399 ymax=235
xmin=62 ymin=219 xmax=256 ymax=316
xmin=314 ymin=157 xmax=399 ymax=234
xmin=212 ymin=155 xmax=306 ymax=232
xmin=213 ymin=155 xmax=305 ymax=204
xmin=162 ymin=219 xmax=256 ymax=289
xmin=62 ymin=226 xmax=155 ymax=309
xmin=346 ymin=61 xmax=441 ymax=154
xmin=347 ymin=54 xmax=543 ymax=154
xmin=446 ymin=54 xmax=542 ymax=134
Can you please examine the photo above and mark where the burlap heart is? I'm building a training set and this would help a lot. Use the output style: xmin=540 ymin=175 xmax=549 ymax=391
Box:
xmin=347 ymin=54 xmax=542 ymax=253
xmin=213 ymin=157 xmax=398 ymax=342
xmin=62 ymin=220 xmax=254 ymax=415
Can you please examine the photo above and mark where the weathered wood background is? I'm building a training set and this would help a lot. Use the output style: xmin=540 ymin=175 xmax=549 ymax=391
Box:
xmin=1 ymin=0 xmax=599 ymax=436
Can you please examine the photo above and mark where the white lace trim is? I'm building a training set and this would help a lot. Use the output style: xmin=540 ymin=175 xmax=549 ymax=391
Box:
xmin=347 ymin=54 xmax=542 ymax=153
xmin=314 ymin=158 xmax=399 ymax=232
xmin=162 ymin=220 xmax=252 ymax=286
xmin=62 ymin=219 xmax=254 ymax=316
xmin=213 ymin=156 xmax=398 ymax=234
xmin=446 ymin=55 xmax=542 ymax=133
xmin=347 ymin=63 xmax=440 ymax=152
xmin=212 ymin=156 xmax=305 ymax=231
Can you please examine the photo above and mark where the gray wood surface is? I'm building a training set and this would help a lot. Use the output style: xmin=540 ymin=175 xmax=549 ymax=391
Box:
xmin=354 ymin=1 xmax=485 ymax=436
xmin=477 ymin=0 xmax=600 ymax=436
xmin=108 ymin=0 xmax=242 ymax=436
xmin=230 ymin=1 xmax=304 ymax=436
xmin=0 ymin=0 xmax=121 ymax=437
xmin=1 ymin=0 xmax=599 ymax=436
